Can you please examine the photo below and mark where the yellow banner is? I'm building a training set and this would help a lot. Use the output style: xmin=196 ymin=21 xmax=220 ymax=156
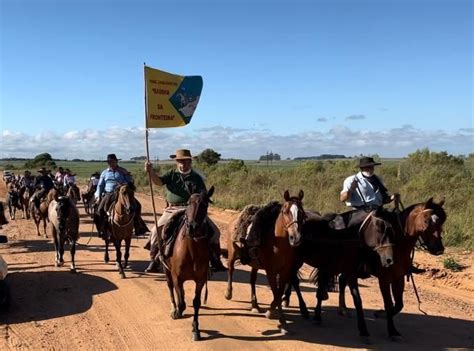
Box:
xmin=145 ymin=66 xmax=203 ymax=128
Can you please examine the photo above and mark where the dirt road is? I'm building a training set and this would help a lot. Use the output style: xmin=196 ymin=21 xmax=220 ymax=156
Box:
xmin=0 ymin=181 xmax=473 ymax=350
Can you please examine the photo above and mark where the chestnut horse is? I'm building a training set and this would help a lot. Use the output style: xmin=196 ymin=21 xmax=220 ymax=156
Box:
xmin=225 ymin=190 xmax=306 ymax=334
xmin=288 ymin=207 xmax=397 ymax=339
xmin=19 ymin=186 xmax=32 ymax=220
xmin=48 ymin=196 xmax=80 ymax=272
xmin=338 ymin=198 xmax=446 ymax=339
xmin=163 ymin=187 xmax=214 ymax=342
xmin=103 ymin=184 xmax=135 ymax=279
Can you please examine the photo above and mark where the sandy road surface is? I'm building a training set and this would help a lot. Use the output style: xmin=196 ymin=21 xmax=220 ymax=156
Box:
xmin=0 ymin=181 xmax=473 ymax=350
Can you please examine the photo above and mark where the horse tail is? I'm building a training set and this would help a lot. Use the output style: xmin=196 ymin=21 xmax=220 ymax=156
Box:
xmin=57 ymin=197 xmax=70 ymax=234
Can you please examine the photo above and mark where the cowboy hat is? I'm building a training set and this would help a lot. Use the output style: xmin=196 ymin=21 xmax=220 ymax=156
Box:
xmin=358 ymin=157 xmax=382 ymax=168
xmin=37 ymin=167 xmax=49 ymax=173
xmin=169 ymin=149 xmax=193 ymax=160
xmin=107 ymin=153 xmax=118 ymax=161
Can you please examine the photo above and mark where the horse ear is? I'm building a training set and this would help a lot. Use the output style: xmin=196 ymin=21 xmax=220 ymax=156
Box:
xmin=298 ymin=189 xmax=304 ymax=201
xmin=425 ymin=197 xmax=434 ymax=208
xmin=207 ymin=186 xmax=215 ymax=199
xmin=437 ymin=197 xmax=445 ymax=207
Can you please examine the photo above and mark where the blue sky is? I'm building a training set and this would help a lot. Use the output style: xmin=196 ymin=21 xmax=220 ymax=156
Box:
xmin=1 ymin=0 xmax=472 ymax=159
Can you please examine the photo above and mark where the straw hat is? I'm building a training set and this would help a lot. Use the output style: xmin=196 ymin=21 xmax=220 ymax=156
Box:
xmin=169 ymin=149 xmax=193 ymax=160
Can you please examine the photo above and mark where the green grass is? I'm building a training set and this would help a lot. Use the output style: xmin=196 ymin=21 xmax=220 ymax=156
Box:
xmin=442 ymin=257 xmax=465 ymax=272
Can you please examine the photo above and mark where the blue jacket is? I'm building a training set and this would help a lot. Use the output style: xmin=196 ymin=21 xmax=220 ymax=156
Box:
xmin=95 ymin=167 xmax=132 ymax=198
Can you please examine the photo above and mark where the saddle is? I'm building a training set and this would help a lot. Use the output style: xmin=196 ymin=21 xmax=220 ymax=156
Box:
xmin=159 ymin=209 xmax=186 ymax=261
xmin=232 ymin=204 xmax=263 ymax=245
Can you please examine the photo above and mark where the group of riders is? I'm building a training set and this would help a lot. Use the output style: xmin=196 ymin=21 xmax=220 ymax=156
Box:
xmin=5 ymin=150 xmax=416 ymax=275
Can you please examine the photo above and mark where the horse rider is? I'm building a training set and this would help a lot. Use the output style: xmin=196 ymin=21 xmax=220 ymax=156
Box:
xmin=94 ymin=154 xmax=149 ymax=239
xmin=31 ymin=167 xmax=55 ymax=209
xmin=340 ymin=156 xmax=399 ymax=226
xmin=63 ymin=169 xmax=77 ymax=188
xmin=55 ymin=167 xmax=65 ymax=184
xmin=19 ymin=170 xmax=35 ymax=194
xmin=144 ymin=149 xmax=227 ymax=273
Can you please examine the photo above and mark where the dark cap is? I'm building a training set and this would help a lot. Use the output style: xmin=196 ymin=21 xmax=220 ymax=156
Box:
xmin=107 ymin=154 xmax=118 ymax=162
xmin=359 ymin=157 xmax=382 ymax=168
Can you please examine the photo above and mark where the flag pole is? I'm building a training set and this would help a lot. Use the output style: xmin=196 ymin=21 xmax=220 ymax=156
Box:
xmin=144 ymin=62 xmax=159 ymax=233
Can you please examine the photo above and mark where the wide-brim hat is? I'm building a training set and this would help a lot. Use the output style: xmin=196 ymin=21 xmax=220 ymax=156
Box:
xmin=37 ymin=167 xmax=49 ymax=173
xmin=358 ymin=157 xmax=382 ymax=168
xmin=170 ymin=149 xmax=193 ymax=160
xmin=107 ymin=153 xmax=118 ymax=161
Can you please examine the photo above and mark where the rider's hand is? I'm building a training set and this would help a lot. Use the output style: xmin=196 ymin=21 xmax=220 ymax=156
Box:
xmin=144 ymin=161 xmax=153 ymax=173
xmin=391 ymin=193 xmax=400 ymax=201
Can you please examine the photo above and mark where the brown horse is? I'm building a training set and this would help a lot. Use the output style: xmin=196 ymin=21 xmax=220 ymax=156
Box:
xmin=29 ymin=190 xmax=53 ymax=238
xmin=103 ymin=184 xmax=135 ymax=279
xmin=288 ymin=207 xmax=397 ymax=339
xmin=48 ymin=196 xmax=80 ymax=272
xmin=6 ymin=184 xmax=23 ymax=220
xmin=163 ymin=187 xmax=214 ymax=342
xmin=19 ymin=186 xmax=32 ymax=220
xmin=226 ymin=190 xmax=306 ymax=334
xmin=338 ymin=198 xmax=446 ymax=339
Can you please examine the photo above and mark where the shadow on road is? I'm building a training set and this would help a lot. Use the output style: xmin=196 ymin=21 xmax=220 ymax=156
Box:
xmin=0 ymin=271 xmax=117 ymax=324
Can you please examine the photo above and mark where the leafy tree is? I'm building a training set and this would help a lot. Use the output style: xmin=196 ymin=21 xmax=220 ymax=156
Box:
xmin=24 ymin=152 xmax=56 ymax=169
xmin=197 ymin=149 xmax=221 ymax=166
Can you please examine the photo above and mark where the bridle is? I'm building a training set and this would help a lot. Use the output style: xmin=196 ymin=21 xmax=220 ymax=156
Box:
xmin=359 ymin=211 xmax=394 ymax=253
xmin=183 ymin=195 xmax=209 ymax=240
xmin=280 ymin=200 xmax=306 ymax=230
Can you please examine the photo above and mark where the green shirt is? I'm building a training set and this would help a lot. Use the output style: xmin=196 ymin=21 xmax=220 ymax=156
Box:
xmin=159 ymin=169 xmax=206 ymax=204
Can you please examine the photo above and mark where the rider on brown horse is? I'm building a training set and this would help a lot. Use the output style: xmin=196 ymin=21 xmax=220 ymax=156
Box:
xmin=144 ymin=149 xmax=227 ymax=273
xmin=30 ymin=167 xmax=55 ymax=209
xmin=94 ymin=154 xmax=149 ymax=239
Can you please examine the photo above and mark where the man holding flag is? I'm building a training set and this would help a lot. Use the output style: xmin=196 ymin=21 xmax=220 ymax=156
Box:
xmin=142 ymin=65 xmax=226 ymax=273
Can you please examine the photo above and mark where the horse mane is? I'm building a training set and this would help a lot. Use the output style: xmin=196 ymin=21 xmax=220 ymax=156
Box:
xmin=250 ymin=201 xmax=282 ymax=242
xmin=232 ymin=204 xmax=264 ymax=243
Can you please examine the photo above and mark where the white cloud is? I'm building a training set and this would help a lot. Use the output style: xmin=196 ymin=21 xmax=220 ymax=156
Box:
xmin=346 ymin=114 xmax=367 ymax=120
xmin=1 ymin=125 xmax=473 ymax=160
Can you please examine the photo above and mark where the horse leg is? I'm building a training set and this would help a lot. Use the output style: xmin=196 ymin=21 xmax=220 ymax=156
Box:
xmin=250 ymin=267 xmax=262 ymax=313
xmin=378 ymin=278 xmax=400 ymax=339
xmin=124 ymin=236 xmax=131 ymax=269
xmin=43 ymin=217 xmax=48 ymax=238
xmin=275 ymin=269 xmax=292 ymax=335
xmin=104 ymin=237 xmax=110 ymax=263
xmin=52 ymin=227 xmax=60 ymax=267
xmin=283 ymin=282 xmax=291 ymax=307
xmin=338 ymin=273 xmax=350 ymax=316
xmin=114 ymin=239 xmax=125 ymax=279
xmin=58 ymin=235 xmax=65 ymax=266
xmin=166 ymin=270 xmax=178 ymax=319
xmin=392 ymin=277 xmax=405 ymax=316
xmin=224 ymin=246 xmax=237 ymax=300
xmin=192 ymin=279 xmax=205 ymax=341
xmin=70 ymin=240 xmax=77 ymax=273
xmin=264 ymin=270 xmax=279 ymax=319
xmin=291 ymin=269 xmax=309 ymax=319
xmin=348 ymin=276 xmax=370 ymax=338
xmin=173 ymin=277 xmax=186 ymax=318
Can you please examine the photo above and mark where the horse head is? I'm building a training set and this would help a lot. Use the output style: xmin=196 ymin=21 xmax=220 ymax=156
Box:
xmin=116 ymin=183 xmax=135 ymax=215
xmin=280 ymin=190 xmax=306 ymax=247
xmin=359 ymin=208 xmax=396 ymax=268
xmin=185 ymin=186 xmax=214 ymax=237
xmin=408 ymin=198 xmax=446 ymax=256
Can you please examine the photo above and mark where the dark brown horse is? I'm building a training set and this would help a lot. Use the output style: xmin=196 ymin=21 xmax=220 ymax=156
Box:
xmin=338 ymin=198 xmax=446 ymax=339
xmin=289 ymin=207 xmax=397 ymax=339
xmin=163 ymin=187 xmax=214 ymax=342
xmin=66 ymin=184 xmax=80 ymax=206
xmin=6 ymin=184 xmax=23 ymax=220
xmin=103 ymin=184 xmax=135 ymax=279
xmin=19 ymin=186 xmax=32 ymax=220
xmin=225 ymin=190 xmax=306 ymax=334
xmin=48 ymin=196 xmax=80 ymax=272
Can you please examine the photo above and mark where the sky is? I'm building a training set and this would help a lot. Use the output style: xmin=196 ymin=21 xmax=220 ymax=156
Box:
xmin=1 ymin=0 xmax=473 ymax=160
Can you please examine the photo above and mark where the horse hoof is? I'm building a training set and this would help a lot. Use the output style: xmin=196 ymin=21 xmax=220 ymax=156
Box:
xmin=192 ymin=331 xmax=201 ymax=341
xmin=104 ymin=257 xmax=110 ymax=263
xmin=264 ymin=310 xmax=276 ymax=319
xmin=251 ymin=307 xmax=261 ymax=314
xmin=55 ymin=262 xmax=60 ymax=267
xmin=170 ymin=310 xmax=181 ymax=320
xmin=338 ymin=308 xmax=350 ymax=317
xmin=119 ymin=272 xmax=126 ymax=279
xmin=283 ymin=300 xmax=290 ymax=308
xmin=224 ymin=290 xmax=232 ymax=300
xmin=279 ymin=325 xmax=290 ymax=335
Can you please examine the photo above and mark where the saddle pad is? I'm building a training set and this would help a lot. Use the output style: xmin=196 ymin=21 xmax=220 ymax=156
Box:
xmin=161 ymin=209 xmax=186 ymax=258
xmin=231 ymin=204 xmax=263 ymax=243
